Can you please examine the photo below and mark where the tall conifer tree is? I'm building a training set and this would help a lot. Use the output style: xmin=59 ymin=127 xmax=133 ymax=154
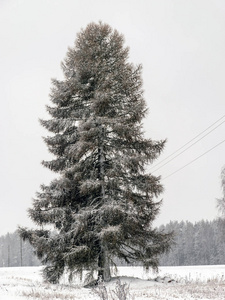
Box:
xmin=217 ymin=166 xmax=225 ymax=217
xmin=19 ymin=22 xmax=171 ymax=283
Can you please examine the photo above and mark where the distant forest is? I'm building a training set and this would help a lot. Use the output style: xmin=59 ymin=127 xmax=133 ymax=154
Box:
xmin=159 ymin=218 xmax=225 ymax=266
xmin=0 ymin=231 xmax=40 ymax=267
xmin=0 ymin=219 xmax=224 ymax=267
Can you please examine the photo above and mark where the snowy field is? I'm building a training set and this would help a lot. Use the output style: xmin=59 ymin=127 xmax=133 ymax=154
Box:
xmin=0 ymin=265 xmax=224 ymax=300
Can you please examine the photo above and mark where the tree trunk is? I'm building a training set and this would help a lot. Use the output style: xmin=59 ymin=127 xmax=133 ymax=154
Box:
xmin=97 ymin=124 xmax=111 ymax=282
xmin=98 ymin=245 xmax=111 ymax=282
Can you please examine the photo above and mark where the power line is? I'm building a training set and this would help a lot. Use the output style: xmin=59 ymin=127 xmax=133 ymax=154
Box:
xmin=163 ymin=138 xmax=225 ymax=180
xmin=150 ymin=114 xmax=225 ymax=172
xmin=151 ymin=119 xmax=225 ymax=173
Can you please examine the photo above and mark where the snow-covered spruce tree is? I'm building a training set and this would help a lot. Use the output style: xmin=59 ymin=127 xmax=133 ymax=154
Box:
xmin=19 ymin=22 xmax=172 ymax=283
xmin=217 ymin=166 xmax=225 ymax=218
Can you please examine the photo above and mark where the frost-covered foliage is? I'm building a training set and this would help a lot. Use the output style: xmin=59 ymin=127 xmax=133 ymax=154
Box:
xmin=217 ymin=166 xmax=225 ymax=217
xmin=19 ymin=22 xmax=171 ymax=283
xmin=93 ymin=279 xmax=134 ymax=300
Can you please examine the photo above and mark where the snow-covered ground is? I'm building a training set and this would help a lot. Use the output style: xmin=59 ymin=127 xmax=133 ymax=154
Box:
xmin=0 ymin=265 xmax=224 ymax=299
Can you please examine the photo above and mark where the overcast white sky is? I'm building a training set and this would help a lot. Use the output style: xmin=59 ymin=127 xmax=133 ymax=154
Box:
xmin=0 ymin=0 xmax=225 ymax=236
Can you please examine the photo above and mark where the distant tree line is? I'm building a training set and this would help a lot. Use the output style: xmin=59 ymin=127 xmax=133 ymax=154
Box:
xmin=159 ymin=219 xmax=225 ymax=266
xmin=1 ymin=219 xmax=224 ymax=267
xmin=0 ymin=230 xmax=40 ymax=267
